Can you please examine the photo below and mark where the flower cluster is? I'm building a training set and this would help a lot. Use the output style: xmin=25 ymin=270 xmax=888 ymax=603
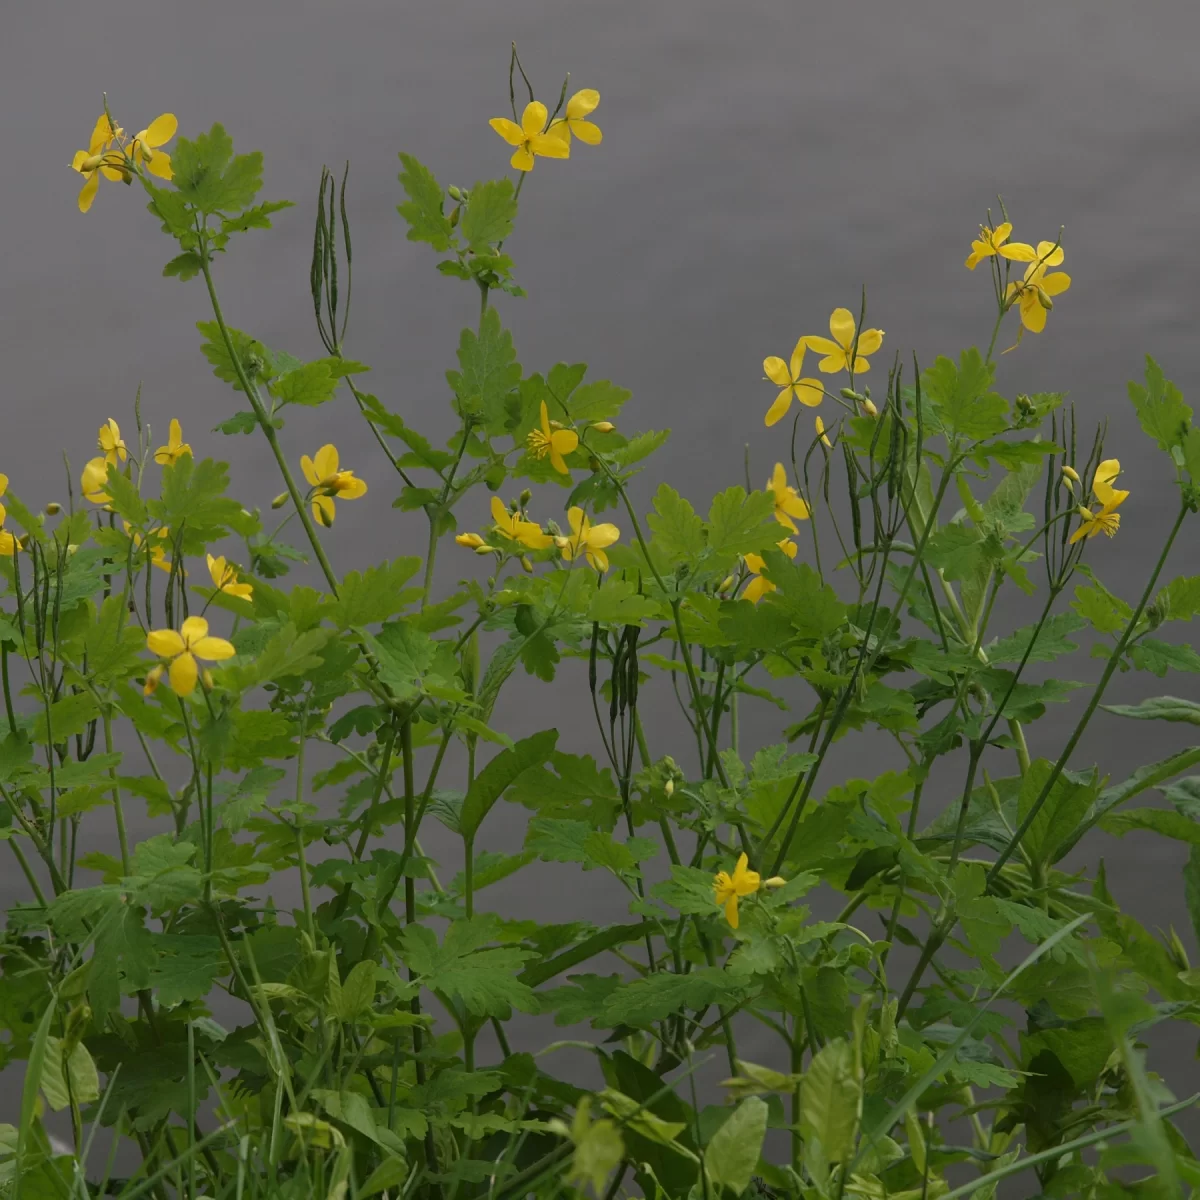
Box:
xmin=70 ymin=112 xmax=177 ymax=212
xmin=489 ymin=90 xmax=602 ymax=172
xmin=965 ymin=221 xmax=1072 ymax=334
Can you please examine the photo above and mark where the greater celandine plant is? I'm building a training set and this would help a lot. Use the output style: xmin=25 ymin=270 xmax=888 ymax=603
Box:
xmin=3 ymin=51 xmax=1200 ymax=1198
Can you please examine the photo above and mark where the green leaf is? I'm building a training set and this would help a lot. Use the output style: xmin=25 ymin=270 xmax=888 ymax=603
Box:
xmin=646 ymin=484 xmax=706 ymax=569
xmin=153 ymin=454 xmax=254 ymax=548
xmin=1153 ymin=575 xmax=1200 ymax=623
xmin=460 ymin=729 xmax=558 ymax=842
xmin=1101 ymin=807 xmax=1200 ymax=846
xmin=272 ymin=360 xmax=338 ymax=407
xmin=567 ymin=379 xmax=632 ymax=424
xmin=800 ymin=1038 xmax=860 ymax=1183
xmin=445 ymin=308 xmax=522 ymax=432
xmin=196 ymin=320 xmax=268 ymax=393
xmin=922 ymin=348 xmax=1009 ymax=439
xmin=331 ymin=558 xmax=422 ymax=629
xmin=925 ymin=522 xmax=987 ymax=582
xmin=986 ymin=612 xmax=1086 ymax=664
xmin=397 ymin=153 xmax=454 ymax=251
xmin=1019 ymin=760 xmax=1100 ymax=865
xmin=652 ymin=865 xmax=723 ymax=916
xmin=704 ymin=1097 xmax=768 ymax=1196
xmin=1129 ymin=637 xmax=1200 ymax=677
xmin=41 ymin=1037 xmax=100 ymax=1112
xmin=567 ymin=1100 xmax=624 ymax=1196
xmin=83 ymin=595 xmax=145 ymax=684
xmin=507 ymin=751 xmax=621 ymax=825
xmin=162 ymin=252 xmax=204 ymax=281
xmin=588 ymin=578 xmax=658 ymax=625
xmin=171 ymin=124 xmax=263 ymax=215
xmin=361 ymin=621 xmax=437 ymax=701
xmin=32 ymin=692 xmax=98 ymax=744
xmin=762 ymin=554 xmax=847 ymax=640
xmin=1185 ymin=846 xmax=1200 ymax=951
xmin=461 ymin=178 xmax=517 ymax=250
xmin=220 ymin=199 xmax=294 ymax=234
xmin=1128 ymin=355 xmax=1192 ymax=456
xmin=1103 ymin=696 xmax=1200 ymax=726
xmin=602 ymin=968 xmax=743 ymax=1028
xmin=706 ymin=487 xmax=778 ymax=565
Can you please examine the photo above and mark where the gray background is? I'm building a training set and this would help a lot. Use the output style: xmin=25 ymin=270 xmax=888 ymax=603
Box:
xmin=5 ymin=0 xmax=1200 ymax=1095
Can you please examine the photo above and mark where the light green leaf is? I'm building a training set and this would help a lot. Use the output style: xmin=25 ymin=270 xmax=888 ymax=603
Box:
xmin=445 ymin=308 xmax=521 ymax=433
xmin=647 ymin=484 xmax=705 ymax=567
xmin=800 ymin=1038 xmax=860 ymax=1183
xmin=397 ymin=153 xmax=454 ymax=251
xmin=40 ymin=1037 xmax=100 ymax=1112
xmin=331 ymin=558 xmax=422 ymax=629
xmin=1103 ymin=696 xmax=1200 ymax=726
xmin=1128 ymin=355 xmax=1192 ymax=456
xmin=706 ymin=487 xmax=778 ymax=565
xmin=1019 ymin=760 xmax=1099 ymax=866
xmin=922 ymin=348 xmax=1009 ymax=439
xmin=272 ymin=360 xmax=338 ymax=407
xmin=704 ymin=1097 xmax=768 ymax=1196
xmin=460 ymin=729 xmax=558 ymax=842
xmin=461 ymin=178 xmax=517 ymax=251
xmin=171 ymin=124 xmax=263 ymax=215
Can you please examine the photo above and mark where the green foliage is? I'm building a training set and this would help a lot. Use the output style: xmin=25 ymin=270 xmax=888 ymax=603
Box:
xmin=13 ymin=75 xmax=1200 ymax=1200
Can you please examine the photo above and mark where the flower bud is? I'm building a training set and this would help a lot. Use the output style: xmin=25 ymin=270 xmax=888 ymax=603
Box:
xmin=244 ymin=352 xmax=265 ymax=378
xmin=1015 ymin=394 xmax=1034 ymax=413
xmin=80 ymin=153 xmax=104 ymax=172
xmin=591 ymin=421 xmax=615 ymax=433
xmin=271 ymin=492 xmax=289 ymax=509
xmin=201 ymin=669 xmax=215 ymax=692
xmin=519 ymin=489 xmax=532 ymax=508
xmin=448 ymin=206 xmax=460 ymax=228
xmin=143 ymin=664 xmax=164 ymax=697
xmin=763 ymin=876 xmax=788 ymax=889
xmin=588 ymin=457 xmax=602 ymax=472
xmin=1061 ymin=464 xmax=1080 ymax=484
xmin=45 ymin=503 xmax=61 ymax=516
xmin=474 ymin=544 xmax=497 ymax=556
xmin=520 ymin=555 xmax=534 ymax=574
xmin=448 ymin=185 xmax=463 ymax=201
xmin=456 ymin=532 xmax=486 ymax=549
xmin=718 ymin=575 xmax=735 ymax=594
xmin=664 ymin=779 xmax=674 ymax=798
xmin=861 ymin=398 xmax=879 ymax=419
xmin=840 ymin=387 xmax=865 ymax=403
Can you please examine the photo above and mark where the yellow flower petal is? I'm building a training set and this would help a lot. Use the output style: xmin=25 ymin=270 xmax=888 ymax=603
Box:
xmin=763 ymin=356 xmax=791 ymax=387
xmin=795 ymin=378 xmax=824 ymax=407
xmin=147 ymin=628 xmax=186 ymax=657
xmin=313 ymin=495 xmax=336 ymax=526
xmin=764 ymin=389 xmax=792 ymax=427
xmin=490 ymin=496 xmax=509 ymax=526
xmin=489 ymin=117 xmax=526 ymax=147
xmin=566 ymin=89 xmax=600 ymax=119
xmin=788 ymin=337 xmax=807 ymax=380
xmin=998 ymin=241 xmax=1036 ymax=262
xmin=724 ymin=893 xmax=740 ymax=928
xmin=803 ymin=336 xmax=841 ymax=357
xmin=828 ymin=307 xmax=856 ymax=351
xmin=313 ymin=444 xmax=339 ymax=480
xmin=855 ymin=328 xmax=884 ymax=356
xmin=169 ymin=651 xmax=199 ymax=696
xmin=511 ymin=146 xmax=535 ymax=172
xmin=551 ymin=428 xmax=579 ymax=456
xmin=77 ymin=171 xmax=100 ymax=213
xmin=520 ymin=101 xmax=549 ymax=137
xmin=180 ymin=616 xmax=210 ymax=645
xmin=192 ymin=636 xmax=236 ymax=662
xmin=300 ymin=454 xmax=320 ymax=487
xmin=529 ymin=133 xmax=570 ymax=160
xmin=141 ymin=113 xmax=178 ymax=148
xmin=570 ymin=120 xmax=602 ymax=146
xmin=146 ymin=151 xmax=173 ymax=181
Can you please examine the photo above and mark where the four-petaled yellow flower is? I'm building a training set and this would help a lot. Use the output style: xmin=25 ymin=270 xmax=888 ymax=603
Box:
xmin=559 ymin=506 xmax=620 ymax=572
xmin=763 ymin=337 xmax=823 ymax=427
xmin=98 ymin=419 xmax=128 ymax=466
xmin=742 ymin=538 xmax=797 ymax=604
xmin=964 ymin=222 xmax=1035 ymax=270
xmin=0 ymin=476 xmax=17 ymax=558
xmin=146 ymin=616 xmax=235 ymax=697
xmin=123 ymin=522 xmax=173 ymax=574
xmin=527 ymin=401 xmax=579 ymax=475
xmin=713 ymin=854 xmax=761 ymax=929
xmin=154 ymin=419 xmax=192 ymax=466
xmin=1070 ymin=458 xmax=1128 ymax=544
xmin=70 ymin=114 xmax=126 ymax=213
xmin=805 ymin=308 xmax=885 ymax=375
xmin=765 ymin=463 xmax=810 ymax=533
xmin=207 ymin=554 xmax=253 ymax=600
xmin=1005 ymin=242 xmax=1071 ymax=334
xmin=548 ymin=89 xmax=603 ymax=146
xmin=489 ymin=496 xmax=552 ymax=550
xmin=81 ymin=458 xmax=111 ymax=505
xmin=300 ymin=444 xmax=368 ymax=527
xmin=489 ymin=101 xmax=571 ymax=172
xmin=129 ymin=114 xmax=177 ymax=180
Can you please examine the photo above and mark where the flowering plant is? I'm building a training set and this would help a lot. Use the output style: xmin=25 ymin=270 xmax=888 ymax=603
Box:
xmin=1 ymin=55 xmax=1200 ymax=1199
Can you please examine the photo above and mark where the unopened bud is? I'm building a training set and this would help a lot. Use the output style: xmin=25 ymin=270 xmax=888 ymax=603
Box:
xmin=519 ymin=489 xmax=532 ymax=508
xmin=244 ymin=353 xmax=265 ymax=377
xmin=591 ymin=421 xmax=615 ymax=433
xmin=861 ymin=398 xmax=879 ymax=419
xmin=474 ymin=544 xmax=496 ymax=556
xmin=1061 ymin=465 xmax=1080 ymax=484
xmin=45 ymin=503 xmax=62 ymax=516
xmin=588 ymin=457 xmax=602 ymax=472
xmin=664 ymin=779 xmax=674 ymax=798
xmin=17 ymin=534 xmax=30 ymax=551
xmin=201 ymin=669 xmax=215 ymax=692
xmin=1015 ymin=394 xmax=1034 ymax=412
xmin=1035 ymin=285 xmax=1054 ymax=311
xmin=143 ymin=664 xmax=165 ymax=697
xmin=1167 ymin=926 xmax=1191 ymax=972
xmin=763 ymin=876 xmax=788 ymax=889
xmin=271 ymin=492 xmax=289 ymax=509
xmin=840 ymin=387 xmax=865 ymax=403
xmin=719 ymin=575 xmax=735 ymax=594
xmin=456 ymin=532 xmax=486 ymax=549
xmin=520 ymin=555 xmax=533 ymax=574
xmin=448 ymin=185 xmax=463 ymax=201
xmin=448 ymin=206 xmax=460 ymax=228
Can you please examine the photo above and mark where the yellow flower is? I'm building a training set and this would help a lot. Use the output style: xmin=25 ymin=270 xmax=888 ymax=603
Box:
xmin=560 ymin=506 xmax=620 ymax=572
xmin=489 ymin=101 xmax=571 ymax=172
xmin=489 ymin=496 xmax=552 ymax=550
xmin=0 ymin=475 xmax=16 ymax=558
xmin=81 ymin=457 xmax=111 ymax=505
xmin=1004 ymin=243 xmax=1071 ymax=334
xmin=300 ymin=444 xmax=368 ymax=527
xmin=713 ymin=853 xmax=761 ymax=929
xmin=98 ymin=419 xmax=128 ymax=466
xmin=548 ymin=89 xmax=603 ymax=146
xmin=123 ymin=522 xmax=173 ymax=574
xmin=964 ymin=222 xmax=1036 ymax=270
xmin=742 ymin=538 xmax=797 ymax=603
xmin=763 ymin=337 xmax=823 ymax=427
xmin=815 ymin=415 xmax=833 ymax=448
xmin=154 ymin=419 xmax=192 ymax=466
xmin=70 ymin=114 xmax=127 ymax=213
xmin=766 ymin=463 xmax=810 ymax=534
xmin=1070 ymin=458 xmax=1128 ymax=544
xmin=527 ymin=401 xmax=579 ymax=475
xmin=146 ymin=615 xmax=236 ymax=696
xmin=129 ymin=114 xmax=177 ymax=181
xmin=207 ymin=554 xmax=253 ymax=600
xmin=805 ymin=308 xmax=885 ymax=375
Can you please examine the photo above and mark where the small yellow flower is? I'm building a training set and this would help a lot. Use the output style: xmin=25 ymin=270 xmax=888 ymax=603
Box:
xmin=80 ymin=457 xmax=111 ymax=505
xmin=547 ymin=89 xmax=603 ymax=146
xmin=713 ymin=853 xmax=761 ymax=929
xmin=805 ymin=308 xmax=885 ymax=375
xmin=742 ymin=538 xmax=797 ymax=604
xmin=815 ymin=415 xmax=833 ymax=448
xmin=489 ymin=101 xmax=571 ymax=172
xmin=766 ymin=463 xmax=810 ymax=534
xmin=527 ymin=401 xmax=579 ymax=475
xmin=455 ymin=532 xmax=494 ymax=553
xmin=964 ymin=222 xmax=1036 ymax=270
xmin=489 ymin=496 xmax=552 ymax=550
xmin=129 ymin=113 xmax=177 ymax=181
xmin=98 ymin=419 xmax=128 ymax=466
xmin=1004 ymin=243 xmax=1071 ymax=334
xmin=123 ymin=522 xmax=173 ymax=574
xmin=560 ymin=506 xmax=620 ymax=572
xmin=207 ymin=554 xmax=253 ymax=600
xmin=763 ymin=337 xmax=823 ymax=428
xmin=1070 ymin=458 xmax=1128 ymax=544
xmin=154 ymin=419 xmax=192 ymax=466
xmin=70 ymin=114 xmax=126 ymax=213
xmin=0 ymin=475 xmax=16 ymax=558
xmin=300 ymin=444 xmax=368 ymax=527
xmin=146 ymin=616 xmax=235 ymax=697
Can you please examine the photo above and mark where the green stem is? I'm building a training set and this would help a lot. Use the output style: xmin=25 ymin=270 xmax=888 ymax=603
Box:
xmin=0 ymin=644 xmax=16 ymax=735
xmin=103 ymin=712 xmax=130 ymax=874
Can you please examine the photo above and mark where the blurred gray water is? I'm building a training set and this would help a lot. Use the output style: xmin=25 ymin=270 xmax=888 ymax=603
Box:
xmin=4 ymin=0 xmax=1200 ymax=1104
